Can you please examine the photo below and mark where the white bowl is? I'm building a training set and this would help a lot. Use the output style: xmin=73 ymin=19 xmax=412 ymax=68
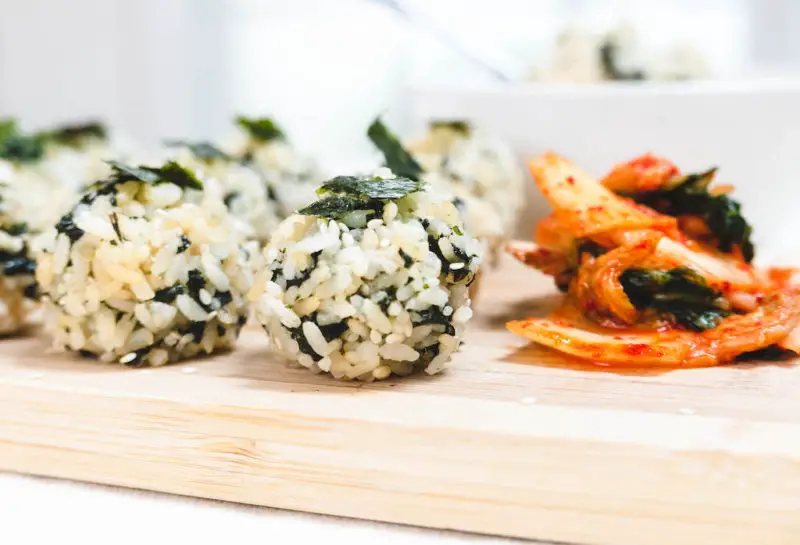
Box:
xmin=411 ymin=79 xmax=800 ymax=263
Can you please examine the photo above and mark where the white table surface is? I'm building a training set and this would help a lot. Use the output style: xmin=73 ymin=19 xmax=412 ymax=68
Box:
xmin=1 ymin=473 xmax=545 ymax=544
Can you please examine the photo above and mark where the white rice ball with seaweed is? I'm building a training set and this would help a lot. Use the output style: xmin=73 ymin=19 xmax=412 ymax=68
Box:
xmin=250 ymin=170 xmax=481 ymax=381
xmin=0 ymin=120 xmax=137 ymax=232
xmin=227 ymin=116 xmax=321 ymax=217
xmin=0 ymin=173 xmax=39 ymax=334
xmin=408 ymin=121 xmax=524 ymax=250
xmin=35 ymin=161 xmax=254 ymax=367
xmin=164 ymin=141 xmax=282 ymax=244
xmin=0 ymin=131 xmax=84 ymax=231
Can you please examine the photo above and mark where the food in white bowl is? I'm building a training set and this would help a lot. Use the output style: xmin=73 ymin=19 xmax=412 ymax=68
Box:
xmin=529 ymin=23 xmax=710 ymax=83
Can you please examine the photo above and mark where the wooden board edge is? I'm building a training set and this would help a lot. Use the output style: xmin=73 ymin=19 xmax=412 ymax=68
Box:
xmin=3 ymin=383 xmax=800 ymax=544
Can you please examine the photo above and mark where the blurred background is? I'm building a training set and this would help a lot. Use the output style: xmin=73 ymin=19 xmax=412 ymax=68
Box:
xmin=2 ymin=0 xmax=800 ymax=255
xmin=2 ymin=0 xmax=800 ymax=153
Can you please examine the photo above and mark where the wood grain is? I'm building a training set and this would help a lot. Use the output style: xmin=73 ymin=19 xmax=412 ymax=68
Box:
xmin=2 ymin=256 xmax=800 ymax=545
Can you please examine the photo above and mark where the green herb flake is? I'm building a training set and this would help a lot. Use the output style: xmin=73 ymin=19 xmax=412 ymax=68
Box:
xmin=4 ymin=222 xmax=28 ymax=236
xmin=318 ymin=175 xmax=423 ymax=200
xmin=619 ymin=167 xmax=755 ymax=262
xmin=0 ymin=119 xmax=17 ymax=142
xmin=452 ymin=225 xmax=464 ymax=236
xmin=430 ymin=120 xmax=471 ymax=135
xmin=298 ymin=195 xmax=376 ymax=220
xmin=599 ymin=40 xmax=646 ymax=81
xmin=164 ymin=140 xmax=231 ymax=162
xmin=236 ymin=116 xmax=285 ymax=142
xmin=47 ymin=121 xmax=107 ymax=148
xmin=106 ymin=160 xmax=203 ymax=190
xmin=620 ymin=267 xmax=730 ymax=331
xmin=0 ymin=119 xmax=45 ymax=164
xmin=107 ymin=161 xmax=160 ymax=183
xmin=367 ymin=118 xmax=423 ymax=180
xmin=144 ymin=161 xmax=203 ymax=190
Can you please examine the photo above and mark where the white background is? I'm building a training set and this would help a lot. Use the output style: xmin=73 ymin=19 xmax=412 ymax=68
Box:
xmin=1 ymin=474 xmax=524 ymax=544
xmin=0 ymin=0 xmax=798 ymax=159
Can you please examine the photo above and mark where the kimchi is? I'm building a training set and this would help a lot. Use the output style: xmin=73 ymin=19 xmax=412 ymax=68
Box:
xmin=507 ymin=152 xmax=800 ymax=366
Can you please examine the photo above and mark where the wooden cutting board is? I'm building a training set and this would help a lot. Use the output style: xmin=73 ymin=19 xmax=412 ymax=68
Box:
xmin=1 ymin=255 xmax=799 ymax=545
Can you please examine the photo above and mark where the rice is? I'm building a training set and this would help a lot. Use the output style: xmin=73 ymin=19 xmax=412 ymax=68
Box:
xmin=251 ymin=169 xmax=482 ymax=381
xmin=408 ymin=120 xmax=523 ymax=245
xmin=528 ymin=24 xmax=710 ymax=83
xmin=226 ymin=116 xmax=322 ymax=216
xmin=0 ymin=170 xmax=38 ymax=334
xmin=34 ymin=160 xmax=254 ymax=366
xmin=163 ymin=142 xmax=283 ymax=244
xmin=0 ymin=120 xmax=137 ymax=235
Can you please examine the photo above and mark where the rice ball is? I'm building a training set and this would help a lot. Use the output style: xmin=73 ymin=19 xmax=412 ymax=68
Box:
xmin=40 ymin=121 xmax=116 ymax=190
xmin=0 ymin=122 xmax=85 ymax=231
xmin=0 ymin=168 xmax=38 ymax=334
xmin=250 ymin=170 xmax=482 ymax=381
xmin=35 ymin=161 xmax=254 ymax=367
xmin=164 ymin=140 xmax=282 ymax=244
xmin=408 ymin=120 xmax=524 ymax=261
xmin=228 ymin=116 xmax=321 ymax=216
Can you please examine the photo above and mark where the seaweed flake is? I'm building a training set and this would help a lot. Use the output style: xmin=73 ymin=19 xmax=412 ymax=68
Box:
xmin=4 ymin=222 xmax=27 ymax=236
xmin=426 ymin=234 xmax=473 ymax=284
xmin=399 ymin=249 xmax=414 ymax=268
xmin=2 ymin=256 xmax=35 ymax=276
xmin=47 ymin=121 xmax=106 ymax=148
xmin=187 ymin=269 xmax=213 ymax=312
xmin=417 ymin=343 xmax=441 ymax=365
xmin=223 ymin=191 xmax=239 ymax=208
xmin=319 ymin=322 xmax=347 ymax=342
xmin=176 ymin=235 xmax=191 ymax=254
xmin=164 ymin=140 xmax=231 ymax=162
xmin=366 ymin=118 xmax=423 ymax=180
xmin=55 ymin=214 xmax=84 ymax=243
xmin=413 ymin=306 xmax=455 ymax=336
xmin=288 ymin=325 xmax=322 ymax=362
xmin=318 ymin=175 xmax=424 ymax=200
xmin=377 ymin=286 xmax=398 ymax=313
xmin=236 ymin=116 xmax=285 ymax=142
xmin=284 ymin=251 xmax=321 ymax=289
xmin=216 ymin=290 xmax=233 ymax=307
xmin=430 ymin=120 xmax=472 ymax=135
xmin=184 ymin=321 xmax=206 ymax=342
xmin=153 ymin=285 xmax=185 ymax=304
xmin=452 ymin=197 xmax=465 ymax=215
